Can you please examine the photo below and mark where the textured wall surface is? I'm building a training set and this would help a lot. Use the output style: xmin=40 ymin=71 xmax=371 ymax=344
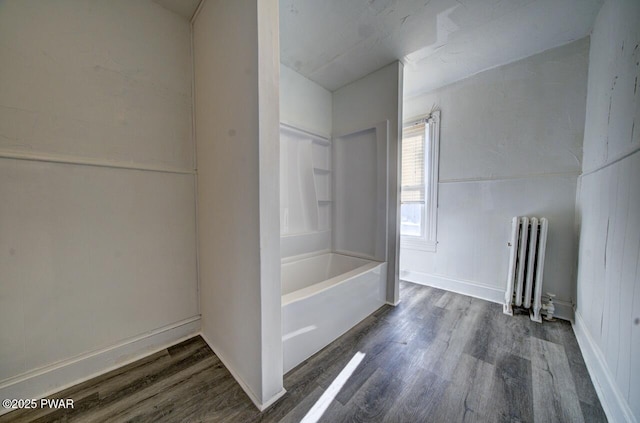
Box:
xmin=575 ymin=0 xmax=640 ymax=420
xmin=401 ymin=39 xmax=590 ymax=317
xmin=280 ymin=65 xmax=332 ymax=138
xmin=0 ymin=0 xmax=198 ymax=399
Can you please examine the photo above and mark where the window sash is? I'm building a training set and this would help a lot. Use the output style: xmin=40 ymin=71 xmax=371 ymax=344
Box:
xmin=400 ymin=110 xmax=440 ymax=252
xmin=401 ymin=123 xmax=426 ymax=204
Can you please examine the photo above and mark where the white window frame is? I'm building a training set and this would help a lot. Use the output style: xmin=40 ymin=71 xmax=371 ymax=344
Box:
xmin=400 ymin=110 xmax=440 ymax=252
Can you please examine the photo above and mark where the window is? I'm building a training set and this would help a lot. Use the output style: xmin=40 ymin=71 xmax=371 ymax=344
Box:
xmin=400 ymin=110 xmax=440 ymax=251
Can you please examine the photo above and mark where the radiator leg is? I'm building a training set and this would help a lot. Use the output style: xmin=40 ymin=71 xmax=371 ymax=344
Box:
xmin=530 ymin=306 xmax=542 ymax=323
xmin=503 ymin=217 xmax=519 ymax=317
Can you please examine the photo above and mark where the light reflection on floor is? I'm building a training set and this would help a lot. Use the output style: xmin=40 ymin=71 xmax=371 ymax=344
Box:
xmin=299 ymin=351 xmax=366 ymax=423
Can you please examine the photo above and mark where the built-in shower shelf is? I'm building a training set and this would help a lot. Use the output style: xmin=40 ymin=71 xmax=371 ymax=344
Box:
xmin=280 ymin=122 xmax=332 ymax=255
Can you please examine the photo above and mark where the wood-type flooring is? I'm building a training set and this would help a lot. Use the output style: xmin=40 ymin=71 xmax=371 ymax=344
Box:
xmin=1 ymin=282 xmax=606 ymax=422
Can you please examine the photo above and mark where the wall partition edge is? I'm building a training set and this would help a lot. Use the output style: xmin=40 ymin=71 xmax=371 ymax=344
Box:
xmin=192 ymin=0 xmax=283 ymax=411
xmin=257 ymin=0 xmax=285 ymax=407
xmin=190 ymin=0 xmax=201 ymax=317
xmin=391 ymin=61 xmax=404 ymax=306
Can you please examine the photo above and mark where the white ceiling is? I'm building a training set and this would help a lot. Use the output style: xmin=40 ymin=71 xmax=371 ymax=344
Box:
xmin=279 ymin=0 xmax=603 ymax=97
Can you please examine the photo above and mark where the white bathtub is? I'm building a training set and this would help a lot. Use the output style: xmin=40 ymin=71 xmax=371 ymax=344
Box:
xmin=281 ymin=252 xmax=387 ymax=373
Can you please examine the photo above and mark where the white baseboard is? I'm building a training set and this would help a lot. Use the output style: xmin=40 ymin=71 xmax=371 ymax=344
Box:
xmin=400 ymin=270 xmax=574 ymax=321
xmin=552 ymin=299 xmax=574 ymax=322
xmin=401 ymin=271 xmax=505 ymax=304
xmin=199 ymin=332 xmax=286 ymax=412
xmin=0 ymin=316 xmax=201 ymax=416
xmin=573 ymin=311 xmax=637 ymax=423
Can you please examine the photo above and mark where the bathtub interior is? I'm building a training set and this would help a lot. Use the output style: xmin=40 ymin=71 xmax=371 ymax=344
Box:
xmin=281 ymin=252 xmax=373 ymax=296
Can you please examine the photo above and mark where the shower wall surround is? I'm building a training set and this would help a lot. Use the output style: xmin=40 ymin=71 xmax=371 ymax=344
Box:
xmin=332 ymin=61 xmax=404 ymax=304
xmin=279 ymin=124 xmax=333 ymax=258
xmin=279 ymin=65 xmax=333 ymax=258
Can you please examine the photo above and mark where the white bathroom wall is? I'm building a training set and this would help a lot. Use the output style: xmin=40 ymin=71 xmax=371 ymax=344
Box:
xmin=0 ymin=0 xmax=193 ymax=169
xmin=0 ymin=0 xmax=198 ymax=406
xmin=193 ymin=0 xmax=284 ymax=410
xmin=332 ymin=62 xmax=404 ymax=304
xmin=401 ymin=39 xmax=590 ymax=319
xmin=573 ymin=0 xmax=640 ymax=421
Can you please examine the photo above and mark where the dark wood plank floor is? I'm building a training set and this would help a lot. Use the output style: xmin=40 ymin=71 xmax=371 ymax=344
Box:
xmin=1 ymin=282 xmax=606 ymax=422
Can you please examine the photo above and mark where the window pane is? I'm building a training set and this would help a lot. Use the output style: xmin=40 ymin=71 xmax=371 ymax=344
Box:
xmin=401 ymin=123 xmax=425 ymax=203
xmin=400 ymin=203 xmax=423 ymax=236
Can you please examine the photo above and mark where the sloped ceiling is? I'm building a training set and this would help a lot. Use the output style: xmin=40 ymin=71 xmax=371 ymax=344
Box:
xmin=279 ymin=0 xmax=603 ymax=97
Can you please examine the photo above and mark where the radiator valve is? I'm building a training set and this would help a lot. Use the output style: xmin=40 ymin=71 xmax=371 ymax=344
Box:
xmin=542 ymin=293 xmax=556 ymax=321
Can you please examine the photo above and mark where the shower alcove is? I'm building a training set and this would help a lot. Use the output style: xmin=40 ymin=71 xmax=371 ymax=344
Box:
xmin=280 ymin=121 xmax=390 ymax=373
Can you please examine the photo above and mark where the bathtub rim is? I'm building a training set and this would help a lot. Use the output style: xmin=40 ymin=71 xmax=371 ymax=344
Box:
xmin=281 ymin=253 xmax=385 ymax=306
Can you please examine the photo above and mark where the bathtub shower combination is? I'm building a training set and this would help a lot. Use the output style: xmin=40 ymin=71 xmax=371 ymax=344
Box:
xmin=281 ymin=253 xmax=387 ymax=372
xmin=280 ymin=122 xmax=390 ymax=373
